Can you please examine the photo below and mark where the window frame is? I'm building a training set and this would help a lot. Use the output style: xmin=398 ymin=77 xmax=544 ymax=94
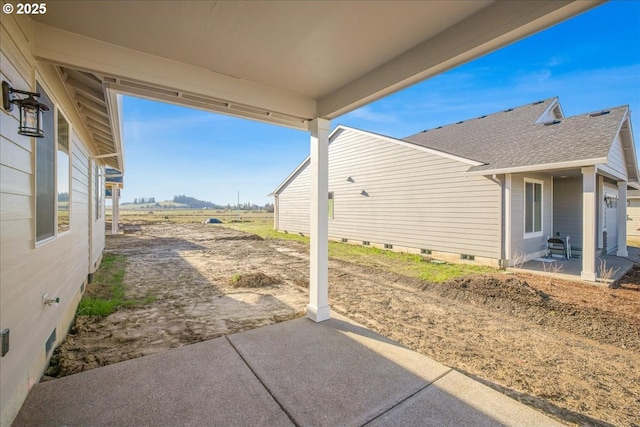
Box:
xmin=523 ymin=178 xmax=543 ymax=239
xmin=94 ymin=163 xmax=104 ymax=221
xmin=35 ymin=81 xmax=56 ymax=245
xmin=56 ymin=109 xmax=72 ymax=235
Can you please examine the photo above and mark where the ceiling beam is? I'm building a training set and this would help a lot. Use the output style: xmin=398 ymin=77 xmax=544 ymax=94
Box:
xmin=33 ymin=22 xmax=317 ymax=122
xmin=318 ymin=0 xmax=603 ymax=119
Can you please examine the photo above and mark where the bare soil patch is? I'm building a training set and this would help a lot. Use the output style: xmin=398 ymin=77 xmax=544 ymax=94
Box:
xmin=47 ymin=223 xmax=639 ymax=427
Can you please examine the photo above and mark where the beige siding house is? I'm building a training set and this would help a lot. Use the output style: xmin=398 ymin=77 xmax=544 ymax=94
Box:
xmin=273 ymin=98 xmax=638 ymax=277
xmin=627 ymin=190 xmax=640 ymax=239
xmin=0 ymin=12 xmax=123 ymax=426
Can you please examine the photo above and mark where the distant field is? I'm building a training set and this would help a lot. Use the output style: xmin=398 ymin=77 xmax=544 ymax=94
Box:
xmin=117 ymin=208 xmax=273 ymax=224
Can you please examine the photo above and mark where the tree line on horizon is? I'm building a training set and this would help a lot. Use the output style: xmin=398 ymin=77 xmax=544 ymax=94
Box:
xmin=125 ymin=194 xmax=273 ymax=211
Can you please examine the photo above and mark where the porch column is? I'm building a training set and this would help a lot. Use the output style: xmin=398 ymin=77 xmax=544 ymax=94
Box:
xmin=581 ymin=167 xmax=597 ymax=281
xmin=308 ymin=118 xmax=331 ymax=322
xmin=112 ymin=187 xmax=119 ymax=234
xmin=617 ymin=181 xmax=628 ymax=257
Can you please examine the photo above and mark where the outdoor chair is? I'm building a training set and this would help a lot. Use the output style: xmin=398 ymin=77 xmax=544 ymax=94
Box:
xmin=547 ymin=236 xmax=571 ymax=259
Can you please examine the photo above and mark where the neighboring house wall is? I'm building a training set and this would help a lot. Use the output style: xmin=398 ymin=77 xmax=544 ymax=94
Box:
xmin=277 ymin=166 xmax=311 ymax=233
xmin=509 ymin=173 xmax=553 ymax=261
xmin=553 ymin=176 xmax=583 ymax=250
xmin=0 ymin=13 xmax=105 ymax=426
xmin=627 ymin=198 xmax=640 ymax=238
xmin=277 ymin=128 xmax=502 ymax=263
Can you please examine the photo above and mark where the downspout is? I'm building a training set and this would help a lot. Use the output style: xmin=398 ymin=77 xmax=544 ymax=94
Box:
xmin=489 ymin=174 xmax=507 ymax=269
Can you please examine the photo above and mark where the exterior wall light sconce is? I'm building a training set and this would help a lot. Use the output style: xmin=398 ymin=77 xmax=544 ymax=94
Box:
xmin=346 ymin=177 xmax=354 ymax=182
xmin=360 ymin=190 xmax=369 ymax=197
xmin=2 ymin=81 xmax=50 ymax=138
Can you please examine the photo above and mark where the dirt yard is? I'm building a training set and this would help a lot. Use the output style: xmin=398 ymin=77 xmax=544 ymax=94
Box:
xmin=47 ymin=223 xmax=639 ymax=427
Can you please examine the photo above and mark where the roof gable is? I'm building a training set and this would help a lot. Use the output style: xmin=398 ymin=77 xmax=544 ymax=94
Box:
xmin=271 ymin=125 xmax=481 ymax=195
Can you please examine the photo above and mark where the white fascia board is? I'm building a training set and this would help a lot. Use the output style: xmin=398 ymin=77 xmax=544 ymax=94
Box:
xmin=271 ymin=157 xmax=311 ymax=196
xmin=615 ymin=109 xmax=639 ymax=183
xmin=272 ymin=124 xmax=482 ymax=195
xmin=105 ymin=88 xmax=125 ymax=173
xmin=467 ymin=158 xmax=609 ymax=176
xmin=318 ymin=1 xmax=603 ymax=118
xmin=335 ymin=125 xmax=482 ymax=166
xmin=33 ymin=22 xmax=317 ymax=124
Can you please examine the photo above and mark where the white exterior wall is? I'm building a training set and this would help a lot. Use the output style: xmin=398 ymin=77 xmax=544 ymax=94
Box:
xmin=509 ymin=173 xmax=553 ymax=262
xmin=552 ymin=176 xmax=583 ymax=250
xmin=277 ymin=165 xmax=311 ymax=234
xmin=0 ymin=12 xmax=106 ymax=426
xmin=276 ymin=128 xmax=502 ymax=262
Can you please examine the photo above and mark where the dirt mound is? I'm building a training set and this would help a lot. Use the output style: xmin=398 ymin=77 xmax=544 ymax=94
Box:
xmin=231 ymin=272 xmax=280 ymax=288
xmin=422 ymin=275 xmax=550 ymax=308
xmin=421 ymin=274 xmax=640 ymax=352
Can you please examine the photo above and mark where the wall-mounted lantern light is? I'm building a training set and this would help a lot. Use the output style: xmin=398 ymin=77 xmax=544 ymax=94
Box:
xmin=2 ymin=81 xmax=49 ymax=138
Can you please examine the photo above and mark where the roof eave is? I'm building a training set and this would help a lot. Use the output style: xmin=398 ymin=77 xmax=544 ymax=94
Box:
xmin=467 ymin=157 xmax=609 ymax=176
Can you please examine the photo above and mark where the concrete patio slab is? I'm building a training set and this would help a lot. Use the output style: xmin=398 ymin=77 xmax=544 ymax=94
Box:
xmin=509 ymin=246 xmax=639 ymax=284
xmin=366 ymin=370 xmax=562 ymax=427
xmin=228 ymin=314 xmax=451 ymax=427
xmin=12 ymin=337 xmax=293 ymax=427
xmin=13 ymin=314 xmax=564 ymax=427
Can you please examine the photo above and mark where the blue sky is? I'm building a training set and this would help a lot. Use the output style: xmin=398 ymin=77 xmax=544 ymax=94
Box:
xmin=121 ymin=1 xmax=640 ymax=206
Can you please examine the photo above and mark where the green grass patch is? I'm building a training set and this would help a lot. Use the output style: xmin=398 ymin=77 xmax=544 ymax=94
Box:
xmin=77 ymin=253 xmax=154 ymax=316
xmin=224 ymin=221 xmax=496 ymax=282
xmin=224 ymin=220 xmax=310 ymax=244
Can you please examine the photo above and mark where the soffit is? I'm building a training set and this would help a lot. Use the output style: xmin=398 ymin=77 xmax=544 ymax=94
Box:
xmin=33 ymin=1 xmax=491 ymax=100
xmin=31 ymin=1 xmax=602 ymax=127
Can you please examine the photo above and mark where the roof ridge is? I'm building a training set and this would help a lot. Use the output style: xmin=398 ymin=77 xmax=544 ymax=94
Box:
xmin=405 ymin=97 xmax=558 ymax=137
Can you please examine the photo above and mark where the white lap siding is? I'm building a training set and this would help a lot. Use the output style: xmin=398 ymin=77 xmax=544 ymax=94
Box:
xmin=276 ymin=128 xmax=502 ymax=260
xmin=0 ymin=13 xmax=105 ymax=425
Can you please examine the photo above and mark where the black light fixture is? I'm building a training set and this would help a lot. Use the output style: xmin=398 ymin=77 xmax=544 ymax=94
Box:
xmin=2 ymin=81 xmax=50 ymax=138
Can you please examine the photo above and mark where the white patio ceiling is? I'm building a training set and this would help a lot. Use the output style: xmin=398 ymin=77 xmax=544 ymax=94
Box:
xmin=32 ymin=0 xmax=602 ymax=142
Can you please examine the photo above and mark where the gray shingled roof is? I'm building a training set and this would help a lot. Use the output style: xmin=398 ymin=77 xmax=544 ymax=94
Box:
xmin=403 ymin=98 xmax=628 ymax=173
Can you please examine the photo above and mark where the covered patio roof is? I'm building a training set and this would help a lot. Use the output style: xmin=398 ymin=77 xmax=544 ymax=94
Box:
xmin=31 ymin=1 xmax=601 ymax=133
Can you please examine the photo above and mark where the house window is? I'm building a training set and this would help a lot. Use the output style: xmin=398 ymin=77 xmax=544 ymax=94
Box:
xmin=524 ymin=179 xmax=543 ymax=236
xmin=57 ymin=113 xmax=70 ymax=233
xmin=328 ymin=192 xmax=334 ymax=219
xmin=35 ymin=83 xmax=55 ymax=242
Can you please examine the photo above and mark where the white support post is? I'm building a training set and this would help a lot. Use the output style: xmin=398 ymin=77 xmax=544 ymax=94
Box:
xmin=307 ymin=118 xmax=331 ymax=322
xmin=581 ymin=167 xmax=597 ymax=281
xmin=617 ymin=181 xmax=628 ymax=257
xmin=112 ymin=187 xmax=119 ymax=234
